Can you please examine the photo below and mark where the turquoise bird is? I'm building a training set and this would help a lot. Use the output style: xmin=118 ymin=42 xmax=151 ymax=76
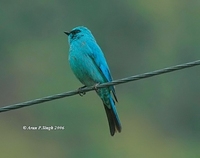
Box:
xmin=64 ymin=26 xmax=121 ymax=136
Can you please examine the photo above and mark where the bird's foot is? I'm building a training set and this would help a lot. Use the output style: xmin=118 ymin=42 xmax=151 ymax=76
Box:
xmin=94 ymin=83 xmax=100 ymax=92
xmin=78 ymin=86 xmax=86 ymax=96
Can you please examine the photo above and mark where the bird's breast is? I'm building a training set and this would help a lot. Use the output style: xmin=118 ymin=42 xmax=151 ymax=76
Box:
xmin=69 ymin=50 xmax=104 ymax=86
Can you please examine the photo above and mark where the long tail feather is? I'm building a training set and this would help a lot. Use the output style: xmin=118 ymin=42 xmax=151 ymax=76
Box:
xmin=103 ymin=97 xmax=121 ymax=136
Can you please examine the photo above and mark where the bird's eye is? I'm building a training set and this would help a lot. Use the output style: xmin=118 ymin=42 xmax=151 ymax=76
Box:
xmin=72 ymin=29 xmax=81 ymax=35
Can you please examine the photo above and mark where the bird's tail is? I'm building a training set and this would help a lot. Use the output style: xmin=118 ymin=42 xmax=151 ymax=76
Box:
xmin=103 ymin=96 xmax=122 ymax=136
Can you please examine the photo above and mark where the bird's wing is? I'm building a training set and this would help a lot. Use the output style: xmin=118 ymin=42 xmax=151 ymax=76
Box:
xmin=87 ymin=43 xmax=118 ymax=102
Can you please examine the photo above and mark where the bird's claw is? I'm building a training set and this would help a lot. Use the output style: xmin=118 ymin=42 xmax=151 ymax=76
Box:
xmin=78 ymin=86 xmax=86 ymax=96
xmin=94 ymin=83 xmax=100 ymax=92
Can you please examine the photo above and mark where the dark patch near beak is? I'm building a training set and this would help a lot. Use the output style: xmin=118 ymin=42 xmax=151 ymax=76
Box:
xmin=64 ymin=31 xmax=70 ymax=36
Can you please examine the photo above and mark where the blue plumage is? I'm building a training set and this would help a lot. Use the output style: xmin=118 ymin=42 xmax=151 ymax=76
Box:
xmin=65 ymin=26 xmax=121 ymax=136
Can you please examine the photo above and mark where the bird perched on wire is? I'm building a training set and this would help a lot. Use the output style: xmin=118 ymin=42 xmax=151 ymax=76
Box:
xmin=64 ymin=26 xmax=121 ymax=136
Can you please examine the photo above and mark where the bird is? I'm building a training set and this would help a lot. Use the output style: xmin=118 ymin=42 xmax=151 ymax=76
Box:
xmin=64 ymin=26 xmax=121 ymax=136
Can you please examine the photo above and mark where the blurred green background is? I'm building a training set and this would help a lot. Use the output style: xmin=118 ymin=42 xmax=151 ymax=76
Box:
xmin=1 ymin=0 xmax=200 ymax=157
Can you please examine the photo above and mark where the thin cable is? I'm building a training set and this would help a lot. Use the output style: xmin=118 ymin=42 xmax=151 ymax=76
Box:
xmin=0 ymin=59 xmax=200 ymax=113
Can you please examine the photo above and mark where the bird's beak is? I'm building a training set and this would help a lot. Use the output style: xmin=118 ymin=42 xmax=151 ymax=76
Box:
xmin=64 ymin=31 xmax=70 ymax=36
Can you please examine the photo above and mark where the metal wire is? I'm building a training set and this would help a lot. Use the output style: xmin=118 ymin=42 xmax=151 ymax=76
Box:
xmin=1 ymin=59 xmax=200 ymax=113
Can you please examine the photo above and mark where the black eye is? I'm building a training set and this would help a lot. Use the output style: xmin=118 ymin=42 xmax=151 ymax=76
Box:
xmin=71 ymin=29 xmax=81 ymax=35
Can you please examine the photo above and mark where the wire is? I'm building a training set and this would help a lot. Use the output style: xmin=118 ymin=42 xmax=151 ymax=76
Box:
xmin=0 ymin=59 xmax=200 ymax=113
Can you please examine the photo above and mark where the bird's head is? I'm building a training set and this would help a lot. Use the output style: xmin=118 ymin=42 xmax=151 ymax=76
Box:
xmin=64 ymin=26 xmax=95 ymax=44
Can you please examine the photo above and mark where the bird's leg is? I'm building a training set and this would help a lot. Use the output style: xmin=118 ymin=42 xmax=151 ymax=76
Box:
xmin=78 ymin=85 xmax=86 ymax=96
